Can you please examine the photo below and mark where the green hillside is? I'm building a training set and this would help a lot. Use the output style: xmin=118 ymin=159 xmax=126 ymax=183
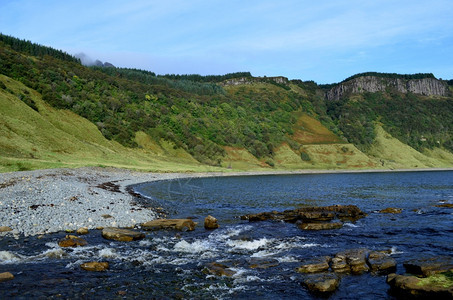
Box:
xmin=0 ymin=33 xmax=452 ymax=172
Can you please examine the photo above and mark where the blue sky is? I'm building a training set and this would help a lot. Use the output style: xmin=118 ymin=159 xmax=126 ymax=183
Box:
xmin=1 ymin=0 xmax=452 ymax=83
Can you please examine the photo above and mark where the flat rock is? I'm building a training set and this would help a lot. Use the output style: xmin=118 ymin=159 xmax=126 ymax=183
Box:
xmin=297 ymin=256 xmax=331 ymax=273
xmin=0 ymin=272 xmax=14 ymax=282
xmin=379 ymin=207 xmax=402 ymax=214
xmin=302 ymin=273 xmax=340 ymax=293
xmin=298 ymin=222 xmax=343 ymax=230
xmin=248 ymin=257 xmax=279 ymax=269
xmin=204 ymin=215 xmax=219 ymax=230
xmin=334 ymin=248 xmax=370 ymax=274
xmin=58 ymin=235 xmax=88 ymax=248
xmin=367 ymin=251 xmax=396 ymax=274
xmin=404 ymin=256 xmax=453 ymax=276
xmin=80 ymin=262 xmax=109 ymax=272
xmin=387 ymin=273 xmax=453 ymax=298
xmin=142 ymin=219 xmax=196 ymax=231
xmin=0 ymin=226 xmax=12 ymax=232
xmin=101 ymin=227 xmax=145 ymax=242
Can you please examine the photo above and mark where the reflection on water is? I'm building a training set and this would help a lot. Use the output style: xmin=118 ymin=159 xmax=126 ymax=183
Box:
xmin=1 ymin=171 xmax=452 ymax=299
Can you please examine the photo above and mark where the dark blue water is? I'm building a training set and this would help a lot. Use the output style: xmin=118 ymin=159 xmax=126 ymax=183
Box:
xmin=1 ymin=171 xmax=452 ymax=299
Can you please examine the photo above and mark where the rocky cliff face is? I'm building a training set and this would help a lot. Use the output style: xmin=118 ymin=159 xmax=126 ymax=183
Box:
xmin=221 ymin=76 xmax=289 ymax=86
xmin=326 ymin=76 xmax=449 ymax=101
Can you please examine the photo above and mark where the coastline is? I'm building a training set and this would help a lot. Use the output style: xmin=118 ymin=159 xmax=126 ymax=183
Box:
xmin=1 ymin=166 xmax=452 ymax=237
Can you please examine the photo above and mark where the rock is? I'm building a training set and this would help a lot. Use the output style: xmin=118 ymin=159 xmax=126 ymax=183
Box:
xmin=331 ymin=256 xmax=350 ymax=273
xmin=404 ymin=256 xmax=453 ymax=276
xmin=204 ymin=215 xmax=219 ymax=230
xmin=387 ymin=272 xmax=453 ymax=299
xmin=248 ymin=257 xmax=279 ymax=269
xmin=141 ymin=219 xmax=196 ymax=231
xmin=298 ymin=222 xmax=343 ymax=230
xmin=302 ymin=273 xmax=340 ymax=293
xmin=58 ymin=235 xmax=88 ymax=247
xmin=367 ymin=251 xmax=396 ymax=274
xmin=80 ymin=262 xmax=109 ymax=272
xmin=76 ymin=227 xmax=89 ymax=235
xmin=0 ymin=226 xmax=12 ymax=232
xmin=297 ymin=256 xmax=331 ymax=273
xmin=101 ymin=227 xmax=145 ymax=242
xmin=101 ymin=214 xmax=113 ymax=219
xmin=0 ymin=272 xmax=14 ymax=282
xmin=379 ymin=207 xmax=402 ymax=214
xmin=203 ymin=262 xmax=235 ymax=277
xmin=434 ymin=203 xmax=453 ymax=208
xmin=334 ymin=248 xmax=370 ymax=274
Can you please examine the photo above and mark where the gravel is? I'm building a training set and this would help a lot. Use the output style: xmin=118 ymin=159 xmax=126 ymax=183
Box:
xmin=0 ymin=167 xmax=194 ymax=237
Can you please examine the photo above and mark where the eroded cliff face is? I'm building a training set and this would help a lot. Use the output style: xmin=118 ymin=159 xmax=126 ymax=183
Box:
xmin=326 ymin=76 xmax=449 ymax=101
xmin=221 ymin=76 xmax=289 ymax=86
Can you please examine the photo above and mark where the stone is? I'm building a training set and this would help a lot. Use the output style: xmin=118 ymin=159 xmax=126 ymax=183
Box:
xmin=141 ymin=219 xmax=196 ymax=231
xmin=298 ymin=222 xmax=343 ymax=230
xmin=204 ymin=215 xmax=219 ymax=230
xmin=387 ymin=272 xmax=453 ymax=299
xmin=367 ymin=251 xmax=396 ymax=274
xmin=334 ymin=248 xmax=370 ymax=274
xmin=80 ymin=262 xmax=109 ymax=272
xmin=58 ymin=235 xmax=88 ymax=248
xmin=379 ymin=207 xmax=402 ymax=214
xmin=404 ymin=256 xmax=453 ymax=277
xmin=203 ymin=262 xmax=235 ymax=277
xmin=331 ymin=256 xmax=350 ymax=273
xmin=248 ymin=257 xmax=279 ymax=269
xmin=101 ymin=227 xmax=145 ymax=242
xmin=0 ymin=226 xmax=13 ymax=232
xmin=434 ymin=203 xmax=453 ymax=208
xmin=0 ymin=272 xmax=14 ymax=282
xmin=302 ymin=273 xmax=340 ymax=293
xmin=297 ymin=256 xmax=331 ymax=273
xmin=76 ymin=227 xmax=89 ymax=235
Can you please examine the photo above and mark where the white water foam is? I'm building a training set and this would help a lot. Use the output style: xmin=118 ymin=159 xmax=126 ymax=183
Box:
xmin=0 ymin=251 xmax=22 ymax=263
xmin=226 ymin=238 xmax=272 ymax=250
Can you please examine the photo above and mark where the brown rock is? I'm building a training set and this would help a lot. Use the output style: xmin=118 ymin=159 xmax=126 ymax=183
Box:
xmin=297 ymin=256 xmax=331 ymax=273
xmin=204 ymin=215 xmax=219 ymax=230
xmin=434 ymin=203 xmax=453 ymax=208
xmin=0 ymin=226 xmax=13 ymax=233
xmin=80 ymin=262 xmax=109 ymax=272
xmin=76 ymin=227 xmax=89 ymax=235
xmin=331 ymin=256 xmax=350 ymax=273
xmin=403 ymin=256 xmax=453 ymax=277
xmin=334 ymin=248 xmax=370 ymax=274
xmin=387 ymin=273 xmax=453 ymax=298
xmin=101 ymin=227 xmax=145 ymax=242
xmin=0 ymin=272 xmax=14 ymax=282
xmin=248 ymin=257 xmax=279 ymax=269
xmin=367 ymin=251 xmax=396 ymax=274
xmin=298 ymin=222 xmax=343 ymax=230
xmin=141 ymin=219 xmax=196 ymax=231
xmin=204 ymin=262 xmax=235 ymax=277
xmin=379 ymin=207 xmax=402 ymax=214
xmin=302 ymin=273 xmax=340 ymax=293
xmin=58 ymin=235 xmax=88 ymax=248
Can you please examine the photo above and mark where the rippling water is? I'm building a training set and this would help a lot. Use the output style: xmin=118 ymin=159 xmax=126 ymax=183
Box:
xmin=1 ymin=171 xmax=452 ymax=299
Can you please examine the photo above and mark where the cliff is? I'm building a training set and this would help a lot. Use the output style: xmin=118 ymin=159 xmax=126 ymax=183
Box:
xmin=221 ymin=76 xmax=289 ymax=86
xmin=326 ymin=76 xmax=449 ymax=101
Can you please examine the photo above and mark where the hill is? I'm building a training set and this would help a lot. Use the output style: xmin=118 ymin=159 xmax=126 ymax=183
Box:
xmin=0 ymin=33 xmax=452 ymax=172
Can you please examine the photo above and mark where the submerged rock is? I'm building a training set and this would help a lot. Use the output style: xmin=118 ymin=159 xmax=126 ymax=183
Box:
xmin=101 ymin=227 xmax=145 ymax=242
xmin=203 ymin=262 xmax=236 ymax=277
xmin=141 ymin=219 xmax=196 ymax=231
xmin=367 ymin=251 xmax=397 ymax=274
xmin=248 ymin=257 xmax=279 ymax=269
xmin=298 ymin=221 xmax=343 ymax=231
xmin=80 ymin=262 xmax=109 ymax=272
xmin=379 ymin=207 xmax=402 ymax=214
xmin=387 ymin=272 xmax=453 ymax=298
xmin=0 ymin=272 xmax=14 ymax=282
xmin=302 ymin=273 xmax=340 ymax=293
xmin=297 ymin=256 xmax=331 ymax=273
xmin=0 ymin=226 xmax=12 ymax=233
xmin=204 ymin=215 xmax=219 ymax=230
xmin=404 ymin=256 xmax=453 ymax=276
xmin=58 ymin=235 xmax=88 ymax=248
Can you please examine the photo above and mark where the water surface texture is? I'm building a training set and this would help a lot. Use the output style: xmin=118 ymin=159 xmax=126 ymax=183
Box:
xmin=1 ymin=171 xmax=452 ymax=299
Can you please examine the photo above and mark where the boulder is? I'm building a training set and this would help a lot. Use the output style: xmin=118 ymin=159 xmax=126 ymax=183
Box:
xmin=404 ymin=256 xmax=453 ymax=276
xmin=76 ymin=227 xmax=89 ymax=235
xmin=0 ymin=272 xmax=14 ymax=282
xmin=297 ymin=256 xmax=331 ymax=273
xmin=204 ymin=215 xmax=219 ymax=230
xmin=379 ymin=207 xmax=402 ymax=214
xmin=80 ymin=262 xmax=109 ymax=272
xmin=367 ymin=251 xmax=396 ymax=274
xmin=334 ymin=248 xmax=370 ymax=274
xmin=298 ymin=222 xmax=343 ymax=230
xmin=302 ymin=273 xmax=340 ymax=293
xmin=0 ymin=226 xmax=12 ymax=233
xmin=387 ymin=273 xmax=453 ymax=298
xmin=248 ymin=257 xmax=279 ymax=269
xmin=141 ymin=219 xmax=196 ymax=231
xmin=58 ymin=235 xmax=88 ymax=248
xmin=434 ymin=203 xmax=453 ymax=208
xmin=101 ymin=227 xmax=145 ymax=242
xmin=203 ymin=262 xmax=236 ymax=277
xmin=331 ymin=256 xmax=350 ymax=273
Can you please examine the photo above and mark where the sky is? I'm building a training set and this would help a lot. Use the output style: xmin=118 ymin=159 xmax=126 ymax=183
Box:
xmin=1 ymin=0 xmax=452 ymax=83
